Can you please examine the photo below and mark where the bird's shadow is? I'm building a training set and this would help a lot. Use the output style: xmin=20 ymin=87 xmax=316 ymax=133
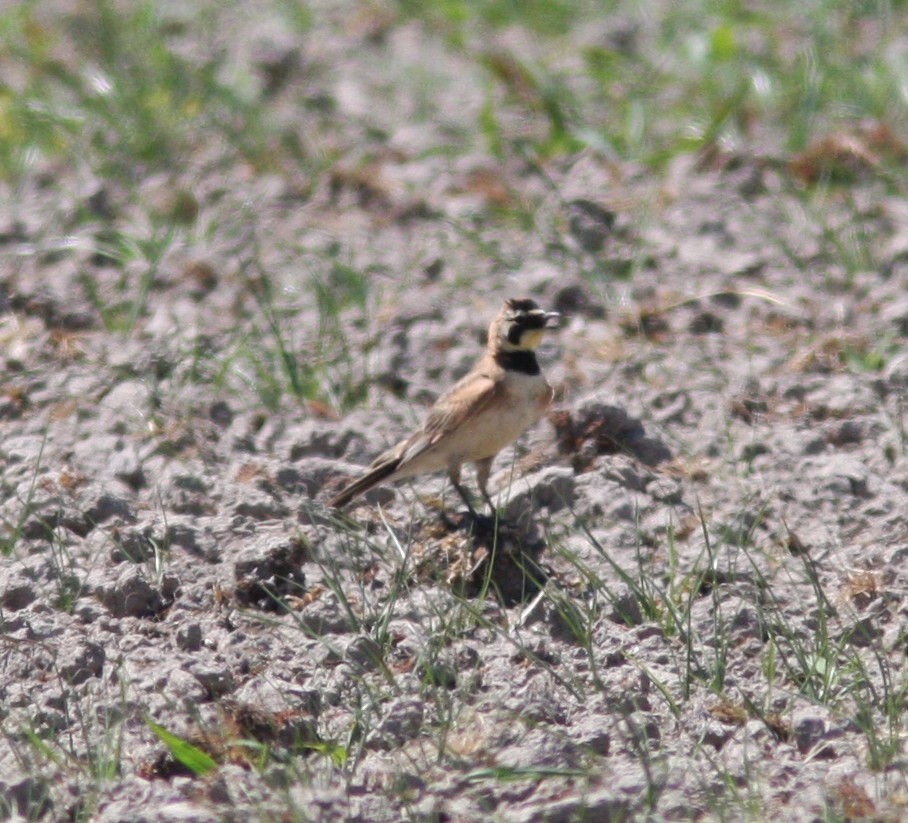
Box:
xmin=441 ymin=509 xmax=548 ymax=606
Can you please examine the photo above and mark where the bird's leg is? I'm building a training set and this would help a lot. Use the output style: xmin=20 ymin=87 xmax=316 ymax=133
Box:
xmin=452 ymin=482 xmax=479 ymax=518
xmin=474 ymin=457 xmax=497 ymax=515
xmin=447 ymin=464 xmax=479 ymax=519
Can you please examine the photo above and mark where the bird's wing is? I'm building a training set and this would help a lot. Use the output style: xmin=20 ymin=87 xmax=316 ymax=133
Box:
xmin=396 ymin=368 xmax=503 ymax=464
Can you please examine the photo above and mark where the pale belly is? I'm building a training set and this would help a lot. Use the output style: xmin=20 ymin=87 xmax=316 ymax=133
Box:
xmin=395 ymin=374 xmax=551 ymax=476
xmin=452 ymin=394 xmax=546 ymax=460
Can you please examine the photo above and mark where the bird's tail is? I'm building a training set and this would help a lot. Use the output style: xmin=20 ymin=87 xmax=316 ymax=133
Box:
xmin=328 ymin=460 xmax=400 ymax=509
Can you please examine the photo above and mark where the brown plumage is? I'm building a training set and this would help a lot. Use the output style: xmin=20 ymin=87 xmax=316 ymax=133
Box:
xmin=328 ymin=297 xmax=559 ymax=513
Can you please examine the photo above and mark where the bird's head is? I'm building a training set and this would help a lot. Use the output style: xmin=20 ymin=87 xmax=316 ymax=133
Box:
xmin=490 ymin=297 xmax=560 ymax=352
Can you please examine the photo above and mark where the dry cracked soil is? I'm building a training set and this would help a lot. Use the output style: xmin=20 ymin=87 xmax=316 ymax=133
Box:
xmin=2 ymin=2 xmax=908 ymax=822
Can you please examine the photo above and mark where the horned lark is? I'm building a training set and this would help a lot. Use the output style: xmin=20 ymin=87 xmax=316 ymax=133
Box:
xmin=328 ymin=297 xmax=560 ymax=514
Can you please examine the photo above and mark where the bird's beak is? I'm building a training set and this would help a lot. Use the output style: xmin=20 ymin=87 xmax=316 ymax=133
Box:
xmin=544 ymin=311 xmax=561 ymax=329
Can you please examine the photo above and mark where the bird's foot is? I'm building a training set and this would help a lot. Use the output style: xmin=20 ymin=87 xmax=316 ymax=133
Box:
xmin=438 ymin=506 xmax=499 ymax=534
xmin=441 ymin=482 xmax=510 ymax=533
xmin=438 ymin=507 xmax=465 ymax=530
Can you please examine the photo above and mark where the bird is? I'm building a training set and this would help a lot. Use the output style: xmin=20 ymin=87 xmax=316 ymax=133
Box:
xmin=328 ymin=297 xmax=560 ymax=515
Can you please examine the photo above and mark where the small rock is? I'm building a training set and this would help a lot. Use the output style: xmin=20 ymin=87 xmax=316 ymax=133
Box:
xmin=163 ymin=474 xmax=213 ymax=517
xmin=176 ymin=623 xmax=203 ymax=652
xmin=553 ymin=283 xmax=606 ymax=319
xmin=20 ymin=495 xmax=68 ymax=540
xmin=729 ymin=395 xmax=767 ymax=423
xmin=607 ymin=588 xmax=645 ymax=626
xmin=274 ymin=466 xmax=308 ymax=496
xmin=4 ymin=433 xmax=48 ymax=465
xmin=166 ymin=523 xmax=200 ymax=553
xmin=1 ymin=583 xmax=36 ymax=611
xmin=206 ymin=765 xmax=254 ymax=807
xmin=423 ymin=257 xmax=444 ymax=280
xmin=454 ymin=645 xmax=480 ymax=670
xmin=566 ymin=198 xmax=616 ymax=253
xmin=209 ymin=400 xmax=234 ymax=427
xmin=626 ymin=711 xmax=661 ymax=750
xmin=84 ymin=492 xmax=136 ymax=526
xmin=344 ymin=634 xmax=384 ymax=672
xmin=505 ymin=466 xmax=575 ymax=520
xmin=233 ymin=536 xmax=306 ymax=610
xmin=182 ymin=259 xmax=219 ymax=300
xmin=416 ymin=655 xmax=457 ymax=689
xmin=805 ymin=373 xmax=876 ymax=418
xmin=297 ymin=596 xmax=353 ymax=635
xmin=688 ymin=311 xmax=724 ymax=334
xmin=701 ymin=718 xmax=736 ymax=751
xmin=366 ymin=697 xmax=424 ymax=750
xmin=59 ymin=641 xmax=105 ymax=685
xmin=553 ymin=396 xmax=671 ymax=467
xmin=792 ymin=709 xmax=826 ymax=754
xmin=811 ymin=455 xmax=871 ymax=498
xmin=845 ymin=614 xmax=883 ymax=648
xmin=189 ymin=664 xmax=235 ymax=699
xmin=172 ymin=474 xmax=209 ymax=493
xmin=252 ymin=37 xmax=303 ymax=96
xmin=730 ymin=606 xmax=766 ymax=642
xmin=826 ymin=420 xmax=863 ymax=447
xmin=287 ymin=422 xmax=356 ymax=460
xmin=109 ymin=443 xmax=145 ymax=490
xmin=165 ymin=668 xmax=209 ymax=709
xmin=160 ymin=573 xmax=181 ymax=603
xmin=794 ymin=430 xmax=825 ymax=457
xmin=740 ymin=442 xmax=770 ymax=463
xmin=235 ymin=678 xmax=322 ymax=726
xmin=572 ymin=474 xmax=636 ymax=520
xmin=574 ymin=718 xmax=611 ymax=756
xmin=76 ymin=604 xmax=104 ymax=624
xmin=603 ymin=458 xmax=647 ymax=491
xmin=230 ymin=493 xmax=288 ymax=521
xmin=99 ymin=569 xmax=164 ymax=618
xmin=101 ymin=380 xmax=151 ymax=416
xmin=647 ymin=476 xmax=683 ymax=504
xmin=86 ymin=187 xmax=116 ymax=219
xmin=546 ymin=596 xmax=589 ymax=644
xmin=111 ymin=524 xmax=157 ymax=563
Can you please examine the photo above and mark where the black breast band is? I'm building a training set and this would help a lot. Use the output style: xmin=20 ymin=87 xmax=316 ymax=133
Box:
xmin=495 ymin=350 xmax=541 ymax=375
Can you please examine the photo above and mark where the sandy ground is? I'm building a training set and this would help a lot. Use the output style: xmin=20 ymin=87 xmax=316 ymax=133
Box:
xmin=2 ymin=3 xmax=908 ymax=821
